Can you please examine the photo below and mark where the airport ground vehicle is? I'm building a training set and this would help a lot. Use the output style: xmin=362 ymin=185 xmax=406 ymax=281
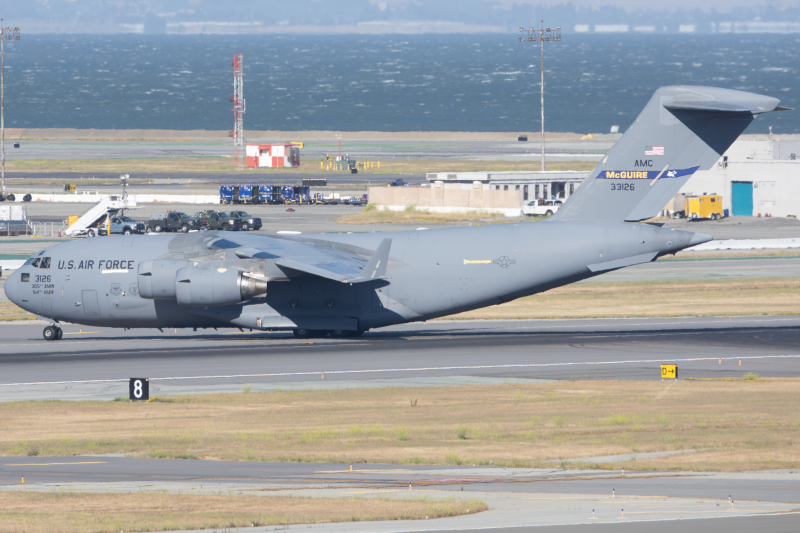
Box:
xmin=229 ymin=211 xmax=262 ymax=231
xmin=194 ymin=211 xmax=242 ymax=231
xmin=147 ymin=212 xmax=200 ymax=233
xmin=97 ymin=215 xmax=146 ymax=236
xmin=686 ymin=195 xmax=724 ymax=220
xmin=522 ymin=199 xmax=563 ymax=217
xmin=4 ymin=85 xmax=787 ymax=341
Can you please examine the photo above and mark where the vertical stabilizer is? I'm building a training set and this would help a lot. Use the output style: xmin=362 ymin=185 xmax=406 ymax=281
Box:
xmin=553 ymin=86 xmax=784 ymax=222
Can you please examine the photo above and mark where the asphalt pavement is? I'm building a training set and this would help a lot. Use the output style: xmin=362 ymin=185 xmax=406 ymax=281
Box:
xmin=2 ymin=316 xmax=799 ymax=401
xmin=1 ymin=457 xmax=798 ymax=532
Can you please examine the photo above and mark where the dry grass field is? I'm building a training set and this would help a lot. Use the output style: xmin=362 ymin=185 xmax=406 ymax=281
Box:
xmin=3 ymin=380 xmax=800 ymax=472
xmin=0 ymin=491 xmax=484 ymax=533
xmin=448 ymin=277 xmax=800 ymax=320
xmin=337 ymin=205 xmax=513 ymax=225
xmin=1 ymin=276 xmax=799 ymax=323
xmin=5 ymin=157 xmax=594 ymax=175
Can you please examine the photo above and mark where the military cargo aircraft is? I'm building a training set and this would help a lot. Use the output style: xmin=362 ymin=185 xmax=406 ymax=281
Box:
xmin=3 ymin=86 xmax=787 ymax=341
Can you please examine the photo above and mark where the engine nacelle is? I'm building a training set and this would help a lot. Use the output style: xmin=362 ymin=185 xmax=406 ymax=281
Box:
xmin=175 ymin=266 xmax=268 ymax=306
xmin=137 ymin=260 xmax=190 ymax=299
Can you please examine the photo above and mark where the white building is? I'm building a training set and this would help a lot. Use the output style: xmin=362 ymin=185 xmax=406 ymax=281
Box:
xmin=680 ymin=135 xmax=800 ymax=217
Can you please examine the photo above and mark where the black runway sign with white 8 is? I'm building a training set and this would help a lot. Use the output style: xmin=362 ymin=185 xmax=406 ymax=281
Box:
xmin=129 ymin=378 xmax=149 ymax=401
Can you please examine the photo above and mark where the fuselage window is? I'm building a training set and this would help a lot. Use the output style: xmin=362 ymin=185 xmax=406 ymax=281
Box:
xmin=21 ymin=273 xmax=30 ymax=282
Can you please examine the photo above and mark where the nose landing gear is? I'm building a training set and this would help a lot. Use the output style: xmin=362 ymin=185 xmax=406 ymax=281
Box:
xmin=43 ymin=325 xmax=63 ymax=341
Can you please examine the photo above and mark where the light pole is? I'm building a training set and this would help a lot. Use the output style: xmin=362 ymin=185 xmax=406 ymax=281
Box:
xmin=1 ymin=21 xmax=21 ymax=199
xmin=519 ymin=22 xmax=561 ymax=172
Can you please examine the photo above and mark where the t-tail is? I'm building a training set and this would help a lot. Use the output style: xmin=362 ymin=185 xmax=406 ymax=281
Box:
xmin=553 ymin=86 xmax=788 ymax=223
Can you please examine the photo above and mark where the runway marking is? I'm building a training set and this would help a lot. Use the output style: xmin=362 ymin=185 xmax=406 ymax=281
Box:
xmin=3 ymin=461 xmax=106 ymax=466
xmin=3 ymin=354 xmax=800 ymax=387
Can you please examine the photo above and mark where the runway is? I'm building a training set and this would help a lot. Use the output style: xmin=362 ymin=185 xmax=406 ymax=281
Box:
xmin=3 ymin=316 xmax=800 ymax=532
xmin=1 ymin=457 xmax=798 ymax=532
xmin=4 ymin=138 xmax=610 ymax=162
xmin=2 ymin=316 xmax=800 ymax=401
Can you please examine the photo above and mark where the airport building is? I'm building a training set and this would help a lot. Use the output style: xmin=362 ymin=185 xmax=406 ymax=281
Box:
xmin=676 ymin=135 xmax=800 ymax=218
xmin=370 ymin=135 xmax=800 ymax=218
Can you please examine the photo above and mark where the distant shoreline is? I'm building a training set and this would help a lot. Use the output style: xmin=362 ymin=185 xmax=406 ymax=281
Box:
xmin=4 ymin=128 xmax=615 ymax=143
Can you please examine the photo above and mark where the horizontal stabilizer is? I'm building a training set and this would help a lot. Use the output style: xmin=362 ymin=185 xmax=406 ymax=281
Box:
xmin=588 ymin=252 xmax=658 ymax=273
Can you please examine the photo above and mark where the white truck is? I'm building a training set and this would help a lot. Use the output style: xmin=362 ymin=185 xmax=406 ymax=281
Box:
xmin=522 ymin=199 xmax=563 ymax=217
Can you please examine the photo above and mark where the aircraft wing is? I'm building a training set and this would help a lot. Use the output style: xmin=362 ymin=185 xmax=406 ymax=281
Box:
xmin=208 ymin=234 xmax=392 ymax=284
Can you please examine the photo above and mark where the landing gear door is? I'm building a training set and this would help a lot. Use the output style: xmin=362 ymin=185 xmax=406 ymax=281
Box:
xmin=371 ymin=281 xmax=389 ymax=313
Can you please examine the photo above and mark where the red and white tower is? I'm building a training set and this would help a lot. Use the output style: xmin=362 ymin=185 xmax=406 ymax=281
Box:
xmin=232 ymin=53 xmax=245 ymax=170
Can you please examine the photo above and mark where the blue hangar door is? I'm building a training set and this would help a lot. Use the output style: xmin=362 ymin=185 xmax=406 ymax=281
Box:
xmin=731 ymin=182 xmax=753 ymax=216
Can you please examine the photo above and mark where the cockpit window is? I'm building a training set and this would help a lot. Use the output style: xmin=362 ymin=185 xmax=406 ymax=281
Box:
xmin=31 ymin=258 xmax=41 ymax=268
xmin=23 ymin=258 xmax=34 ymax=265
xmin=40 ymin=257 xmax=51 ymax=269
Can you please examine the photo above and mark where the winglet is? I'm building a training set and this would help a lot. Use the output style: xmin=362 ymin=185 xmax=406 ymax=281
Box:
xmin=347 ymin=238 xmax=392 ymax=283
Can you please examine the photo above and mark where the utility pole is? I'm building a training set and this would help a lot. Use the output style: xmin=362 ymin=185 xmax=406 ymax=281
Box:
xmin=519 ymin=22 xmax=561 ymax=172
xmin=232 ymin=52 xmax=245 ymax=170
xmin=1 ymin=21 xmax=21 ymax=199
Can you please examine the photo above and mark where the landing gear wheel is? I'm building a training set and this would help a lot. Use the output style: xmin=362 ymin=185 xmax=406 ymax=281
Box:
xmin=329 ymin=329 xmax=351 ymax=338
xmin=293 ymin=329 xmax=328 ymax=338
xmin=293 ymin=329 xmax=312 ymax=338
xmin=56 ymin=327 xmax=63 ymax=340
xmin=43 ymin=326 xmax=57 ymax=341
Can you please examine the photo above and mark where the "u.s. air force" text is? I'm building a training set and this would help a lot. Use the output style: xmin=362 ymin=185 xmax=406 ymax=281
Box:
xmin=57 ymin=259 xmax=135 ymax=270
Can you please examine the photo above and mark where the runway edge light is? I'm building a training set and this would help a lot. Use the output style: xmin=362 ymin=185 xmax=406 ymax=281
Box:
xmin=661 ymin=364 xmax=678 ymax=380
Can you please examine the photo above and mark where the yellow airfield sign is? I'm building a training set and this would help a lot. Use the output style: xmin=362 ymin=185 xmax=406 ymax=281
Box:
xmin=661 ymin=364 xmax=678 ymax=379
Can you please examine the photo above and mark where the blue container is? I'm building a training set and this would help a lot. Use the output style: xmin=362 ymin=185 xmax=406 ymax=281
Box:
xmin=723 ymin=208 xmax=729 ymax=217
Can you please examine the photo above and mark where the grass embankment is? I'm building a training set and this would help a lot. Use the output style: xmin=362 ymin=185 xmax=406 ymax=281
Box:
xmin=3 ymin=380 xmax=800 ymax=471
xmin=1 ymin=276 xmax=799 ymax=322
xmin=0 ymin=492 xmax=484 ymax=533
xmin=337 ymin=205 xmax=514 ymax=225
xmin=6 ymin=158 xmax=595 ymax=175
xmin=448 ymin=277 xmax=800 ymax=320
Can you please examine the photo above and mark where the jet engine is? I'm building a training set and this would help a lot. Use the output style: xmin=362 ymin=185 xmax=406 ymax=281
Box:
xmin=137 ymin=260 xmax=190 ymax=299
xmin=175 ymin=266 xmax=268 ymax=306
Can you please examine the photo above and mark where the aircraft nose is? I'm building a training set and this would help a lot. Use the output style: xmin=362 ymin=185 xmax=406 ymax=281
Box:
xmin=3 ymin=270 xmax=20 ymax=305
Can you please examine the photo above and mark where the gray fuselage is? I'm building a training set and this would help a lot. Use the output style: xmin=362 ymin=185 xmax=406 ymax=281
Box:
xmin=3 ymin=221 xmax=705 ymax=332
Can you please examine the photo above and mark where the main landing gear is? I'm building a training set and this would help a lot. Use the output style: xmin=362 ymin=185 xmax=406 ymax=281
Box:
xmin=293 ymin=329 xmax=365 ymax=339
xmin=43 ymin=325 xmax=63 ymax=341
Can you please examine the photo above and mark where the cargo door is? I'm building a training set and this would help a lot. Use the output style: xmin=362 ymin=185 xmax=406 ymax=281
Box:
xmin=732 ymin=182 xmax=753 ymax=216
xmin=81 ymin=290 xmax=100 ymax=316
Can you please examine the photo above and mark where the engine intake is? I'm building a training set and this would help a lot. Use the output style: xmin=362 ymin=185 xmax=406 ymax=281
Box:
xmin=175 ymin=266 xmax=267 ymax=306
xmin=137 ymin=260 xmax=190 ymax=299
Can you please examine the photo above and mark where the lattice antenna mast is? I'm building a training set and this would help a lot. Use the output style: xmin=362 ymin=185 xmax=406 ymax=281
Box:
xmin=1 ymin=21 xmax=21 ymax=197
xmin=519 ymin=22 xmax=561 ymax=172
xmin=233 ymin=53 xmax=245 ymax=170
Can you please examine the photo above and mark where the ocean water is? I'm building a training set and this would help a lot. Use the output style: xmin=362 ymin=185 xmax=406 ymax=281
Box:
xmin=3 ymin=34 xmax=799 ymax=133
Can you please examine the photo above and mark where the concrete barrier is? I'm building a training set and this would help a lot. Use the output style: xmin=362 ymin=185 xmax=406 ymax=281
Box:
xmin=15 ymin=193 xmax=220 ymax=204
